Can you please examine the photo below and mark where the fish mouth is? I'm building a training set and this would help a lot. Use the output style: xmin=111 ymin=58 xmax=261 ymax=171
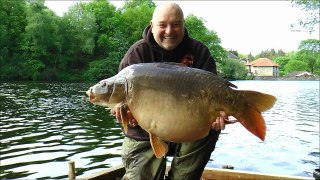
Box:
xmin=86 ymin=89 xmax=96 ymax=103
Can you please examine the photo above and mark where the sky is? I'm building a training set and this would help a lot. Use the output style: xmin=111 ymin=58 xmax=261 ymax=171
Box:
xmin=44 ymin=0 xmax=319 ymax=56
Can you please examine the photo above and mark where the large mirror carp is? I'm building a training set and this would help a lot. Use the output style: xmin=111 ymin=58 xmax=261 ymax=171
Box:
xmin=86 ymin=63 xmax=277 ymax=158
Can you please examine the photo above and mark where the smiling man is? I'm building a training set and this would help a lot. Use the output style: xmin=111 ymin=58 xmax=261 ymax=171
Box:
xmin=118 ymin=2 xmax=227 ymax=180
xmin=151 ymin=3 xmax=185 ymax=50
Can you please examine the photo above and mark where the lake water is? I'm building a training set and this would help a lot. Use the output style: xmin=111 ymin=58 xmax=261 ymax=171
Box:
xmin=0 ymin=81 xmax=319 ymax=179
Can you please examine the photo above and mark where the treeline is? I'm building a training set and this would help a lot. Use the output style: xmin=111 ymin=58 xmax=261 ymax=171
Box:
xmin=1 ymin=0 xmax=157 ymax=81
xmin=230 ymin=42 xmax=320 ymax=77
xmin=1 ymin=0 xmax=319 ymax=81
xmin=0 ymin=0 xmax=229 ymax=81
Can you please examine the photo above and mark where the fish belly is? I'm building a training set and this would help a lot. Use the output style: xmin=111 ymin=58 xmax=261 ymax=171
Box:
xmin=123 ymin=63 xmax=227 ymax=142
xmin=128 ymin=88 xmax=212 ymax=142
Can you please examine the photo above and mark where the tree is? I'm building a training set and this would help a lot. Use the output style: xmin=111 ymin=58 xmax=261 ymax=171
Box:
xmin=255 ymin=49 xmax=287 ymax=60
xmin=247 ymin=53 xmax=255 ymax=61
xmin=64 ymin=2 xmax=97 ymax=55
xmin=55 ymin=2 xmax=99 ymax=81
xmin=185 ymin=15 xmax=227 ymax=65
xmin=284 ymin=60 xmax=308 ymax=73
xmin=1 ymin=0 xmax=242 ymax=81
xmin=21 ymin=0 xmax=65 ymax=80
xmin=82 ymin=0 xmax=155 ymax=80
xmin=229 ymin=49 xmax=239 ymax=57
xmin=85 ymin=0 xmax=117 ymax=57
xmin=277 ymin=49 xmax=286 ymax=57
xmin=0 ymin=0 xmax=27 ymax=80
xmin=219 ymin=58 xmax=247 ymax=80
xmin=296 ymin=39 xmax=320 ymax=74
xmin=298 ymin=39 xmax=320 ymax=51
xmin=119 ymin=0 xmax=155 ymax=45
xmin=291 ymin=0 xmax=320 ymax=33
xmin=83 ymin=52 xmax=119 ymax=80
xmin=274 ymin=56 xmax=291 ymax=76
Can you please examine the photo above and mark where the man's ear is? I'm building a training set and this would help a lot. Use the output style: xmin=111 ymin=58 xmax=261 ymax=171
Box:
xmin=150 ymin=20 xmax=154 ymax=28
xmin=150 ymin=20 xmax=154 ymax=33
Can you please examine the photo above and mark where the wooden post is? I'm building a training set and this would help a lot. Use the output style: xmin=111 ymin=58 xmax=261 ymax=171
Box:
xmin=68 ymin=160 xmax=75 ymax=180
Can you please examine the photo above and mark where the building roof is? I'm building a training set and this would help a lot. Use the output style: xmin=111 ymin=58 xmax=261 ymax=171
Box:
xmin=246 ymin=58 xmax=279 ymax=67
xmin=228 ymin=52 xmax=239 ymax=59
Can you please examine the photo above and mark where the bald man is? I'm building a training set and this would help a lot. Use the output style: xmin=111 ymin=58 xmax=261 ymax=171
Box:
xmin=118 ymin=3 xmax=226 ymax=180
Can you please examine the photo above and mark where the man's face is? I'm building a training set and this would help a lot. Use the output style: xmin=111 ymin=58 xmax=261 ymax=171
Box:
xmin=151 ymin=7 xmax=185 ymax=51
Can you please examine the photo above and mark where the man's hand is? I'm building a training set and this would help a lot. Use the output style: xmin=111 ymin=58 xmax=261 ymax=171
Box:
xmin=211 ymin=111 xmax=238 ymax=131
xmin=111 ymin=103 xmax=138 ymax=127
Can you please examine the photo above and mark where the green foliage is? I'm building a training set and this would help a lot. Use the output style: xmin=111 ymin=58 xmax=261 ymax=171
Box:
xmin=119 ymin=0 xmax=155 ymax=45
xmin=299 ymin=39 xmax=320 ymax=51
xmin=291 ymin=0 xmax=320 ymax=33
xmin=85 ymin=0 xmax=117 ymax=56
xmin=83 ymin=55 xmax=119 ymax=81
xmin=295 ymin=50 xmax=319 ymax=74
xmin=122 ymin=0 xmax=155 ymax=9
xmin=296 ymin=39 xmax=320 ymax=74
xmin=185 ymin=15 xmax=227 ymax=64
xmin=1 ymin=0 xmax=316 ymax=81
xmin=219 ymin=58 xmax=247 ymax=80
xmin=247 ymin=53 xmax=255 ymax=61
xmin=0 ymin=64 xmax=20 ymax=80
xmin=21 ymin=59 xmax=45 ymax=80
xmin=22 ymin=0 xmax=63 ymax=74
xmin=273 ymin=39 xmax=320 ymax=76
xmin=284 ymin=60 xmax=308 ymax=73
xmin=56 ymin=70 xmax=82 ymax=81
xmin=254 ymin=49 xmax=286 ymax=60
xmin=274 ymin=56 xmax=291 ymax=76
xmin=63 ymin=2 xmax=98 ymax=55
xmin=229 ymin=49 xmax=239 ymax=57
xmin=0 ymin=0 xmax=27 ymax=64
xmin=314 ymin=60 xmax=320 ymax=75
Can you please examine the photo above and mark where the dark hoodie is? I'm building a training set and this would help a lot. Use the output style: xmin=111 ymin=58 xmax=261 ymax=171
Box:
xmin=119 ymin=25 xmax=217 ymax=141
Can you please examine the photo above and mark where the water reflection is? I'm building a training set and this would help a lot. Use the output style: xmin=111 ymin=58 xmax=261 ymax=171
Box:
xmin=210 ymin=81 xmax=319 ymax=177
xmin=0 ymin=81 xmax=319 ymax=179
xmin=0 ymin=82 xmax=124 ymax=179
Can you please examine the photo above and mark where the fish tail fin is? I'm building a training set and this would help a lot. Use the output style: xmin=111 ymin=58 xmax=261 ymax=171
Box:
xmin=242 ymin=90 xmax=277 ymax=112
xmin=149 ymin=133 xmax=168 ymax=158
xmin=235 ymin=91 xmax=277 ymax=141
xmin=235 ymin=107 xmax=266 ymax=141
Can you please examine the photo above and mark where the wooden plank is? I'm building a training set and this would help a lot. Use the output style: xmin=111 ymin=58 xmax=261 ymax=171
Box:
xmin=82 ymin=165 xmax=125 ymax=180
xmin=201 ymin=167 xmax=313 ymax=180
xmin=80 ymin=165 xmax=313 ymax=180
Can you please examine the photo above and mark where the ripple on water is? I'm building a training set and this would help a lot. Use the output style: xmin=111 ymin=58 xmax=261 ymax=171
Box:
xmin=0 ymin=81 xmax=318 ymax=179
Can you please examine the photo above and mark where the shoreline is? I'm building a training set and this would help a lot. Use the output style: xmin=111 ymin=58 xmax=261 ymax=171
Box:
xmin=253 ymin=76 xmax=320 ymax=81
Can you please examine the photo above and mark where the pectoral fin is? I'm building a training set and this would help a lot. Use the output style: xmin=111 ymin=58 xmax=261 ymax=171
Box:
xmin=149 ymin=133 xmax=168 ymax=158
xmin=119 ymin=105 xmax=128 ymax=133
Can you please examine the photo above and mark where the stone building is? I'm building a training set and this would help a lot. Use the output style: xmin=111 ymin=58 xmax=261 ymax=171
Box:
xmin=246 ymin=58 xmax=280 ymax=77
